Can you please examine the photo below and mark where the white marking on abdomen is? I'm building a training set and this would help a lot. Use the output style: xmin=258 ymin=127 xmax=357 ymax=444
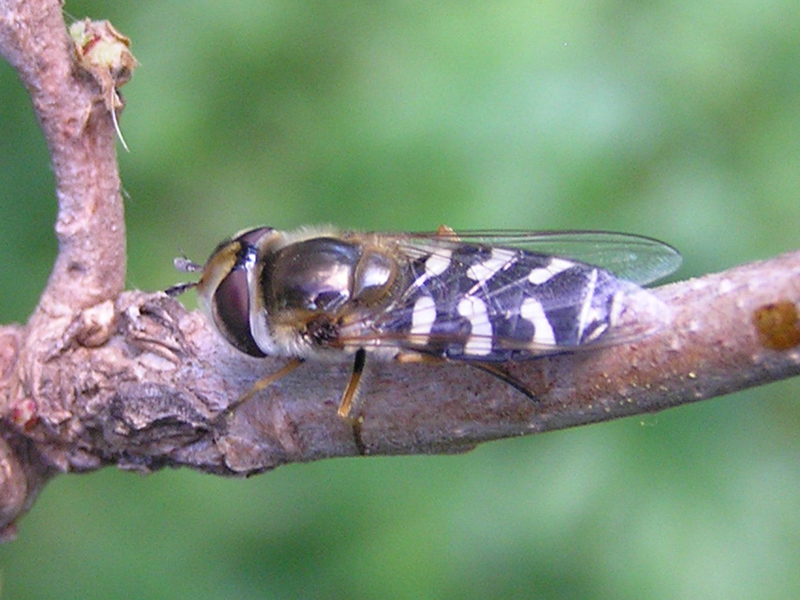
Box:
xmin=528 ymin=257 xmax=574 ymax=285
xmin=466 ymin=248 xmax=517 ymax=284
xmin=424 ymin=250 xmax=452 ymax=278
xmin=410 ymin=295 xmax=437 ymax=338
xmin=520 ymin=297 xmax=556 ymax=346
xmin=457 ymin=296 xmax=493 ymax=355
xmin=410 ymin=249 xmax=453 ymax=292
xmin=575 ymin=268 xmax=598 ymax=341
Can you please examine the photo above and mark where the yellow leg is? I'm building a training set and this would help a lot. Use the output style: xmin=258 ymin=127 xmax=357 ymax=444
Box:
xmin=337 ymin=348 xmax=367 ymax=418
xmin=217 ymin=358 xmax=304 ymax=421
xmin=395 ymin=351 xmax=444 ymax=365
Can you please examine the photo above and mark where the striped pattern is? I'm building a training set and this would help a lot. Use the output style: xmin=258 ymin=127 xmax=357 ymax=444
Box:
xmin=376 ymin=244 xmax=623 ymax=361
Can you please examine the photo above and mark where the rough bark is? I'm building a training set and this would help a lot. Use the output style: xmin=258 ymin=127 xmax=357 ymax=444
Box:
xmin=0 ymin=0 xmax=798 ymax=539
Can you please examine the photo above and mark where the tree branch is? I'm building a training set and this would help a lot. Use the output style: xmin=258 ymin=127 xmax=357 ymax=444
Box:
xmin=1 ymin=0 xmax=799 ymax=539
xmin=0 ymin=0 xmax=126 ymax=311
xmin=0 ymin=0 xmax=125 ymax=539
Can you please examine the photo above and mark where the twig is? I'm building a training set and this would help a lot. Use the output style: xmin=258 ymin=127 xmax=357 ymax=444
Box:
xmin=0 ymin=0 xmax=125 ymax=539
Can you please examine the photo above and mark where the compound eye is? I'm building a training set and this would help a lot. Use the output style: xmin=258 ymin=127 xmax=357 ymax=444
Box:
xmin=212 ymin=267 xmax=265 ymax=357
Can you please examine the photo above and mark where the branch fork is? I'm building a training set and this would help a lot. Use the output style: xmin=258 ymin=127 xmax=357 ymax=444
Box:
xmin=1 ymin=0 xmax=799 ymax=539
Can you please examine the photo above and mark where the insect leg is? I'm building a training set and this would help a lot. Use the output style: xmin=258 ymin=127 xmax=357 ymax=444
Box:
xmin=164 ymin=281 xmax=198 ymax=297
xmin=394 ymin=350 xmax=439 ymax=364
xmin=470 ymin=362 xmax=538 ymax=403
xmin=337 ymin=348 xmax=367 ymax=418
xmin=215 ymin=358 xmax=304 ymax=423
xmin=165 ymin=257 xmax=205 ymax=296
xmin=337 ymin=347 xmax=367 ymax=418
xmin=396 ymin=352 xmax=538 ymax=402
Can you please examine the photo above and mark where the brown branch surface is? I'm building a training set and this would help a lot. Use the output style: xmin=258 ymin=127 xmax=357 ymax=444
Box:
xmin=1 ymin=0 xmax=799 ymax=538
xmin=0 ymin=0 xmax=126 ymax=539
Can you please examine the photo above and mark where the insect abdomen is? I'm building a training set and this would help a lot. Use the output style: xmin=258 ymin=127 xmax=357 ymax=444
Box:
xmin=377 ymin=244 xmax=626 ymax=361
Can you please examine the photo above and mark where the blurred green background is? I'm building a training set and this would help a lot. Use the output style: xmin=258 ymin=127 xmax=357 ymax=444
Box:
xmin=2 ymin=1 xmax=800 ymax=598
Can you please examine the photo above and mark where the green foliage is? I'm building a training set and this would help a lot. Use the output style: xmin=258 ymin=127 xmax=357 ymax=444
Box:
xmin=2 ymin=1 xmax=800 ymax=598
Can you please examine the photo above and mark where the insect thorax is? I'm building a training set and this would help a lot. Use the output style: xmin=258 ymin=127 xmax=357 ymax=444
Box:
xmin=258 ymin=236 xmax=406 ymax=358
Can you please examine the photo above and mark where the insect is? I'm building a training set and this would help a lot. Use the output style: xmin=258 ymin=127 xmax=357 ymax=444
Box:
xmin=168 ymin=226 xmax=680 ymax=418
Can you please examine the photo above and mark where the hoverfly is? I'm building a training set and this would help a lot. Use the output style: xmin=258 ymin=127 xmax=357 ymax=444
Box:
xmin=168 ymin=226 xmax=680 ymax=418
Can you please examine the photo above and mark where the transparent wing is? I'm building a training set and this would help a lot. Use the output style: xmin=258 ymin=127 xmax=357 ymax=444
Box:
xmin=396 ymin=230 xmax=682 ymax=284
xmin=337 ymin=230 xmax=677 ymax=359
